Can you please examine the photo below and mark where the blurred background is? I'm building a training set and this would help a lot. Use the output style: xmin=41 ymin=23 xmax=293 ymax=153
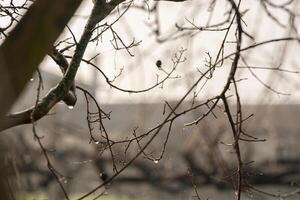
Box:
xmin=1 ymin=0 xmax=300 ymax=199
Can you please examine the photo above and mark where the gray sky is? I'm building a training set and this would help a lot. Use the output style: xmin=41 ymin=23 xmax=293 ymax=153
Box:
xmin=3 ymin=0 xmax=300 ymax=104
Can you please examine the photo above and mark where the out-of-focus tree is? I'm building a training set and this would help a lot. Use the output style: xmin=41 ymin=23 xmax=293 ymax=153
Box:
xmin=0 ymin=0 xmax=299 ymax=199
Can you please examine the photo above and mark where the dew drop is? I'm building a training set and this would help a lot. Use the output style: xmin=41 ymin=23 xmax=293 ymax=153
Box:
xmin=68 ymin=105 xmax=74 ymax=110
xmin=95 ymin=141 xmax=100 ymax=144
xmin=63 ymin=179 xmax=68 ymax=184
xmin=30 ymin=78 xmax=34 ymax=81
xmin=153 ymin=160 xmax=159 ymax=164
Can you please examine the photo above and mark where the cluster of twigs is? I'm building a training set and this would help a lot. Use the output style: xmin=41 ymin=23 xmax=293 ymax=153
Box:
xmin=0 ymin=0 xmax=31 ymax=37
xmin=1 ymin=0 xmax=300 ymax=199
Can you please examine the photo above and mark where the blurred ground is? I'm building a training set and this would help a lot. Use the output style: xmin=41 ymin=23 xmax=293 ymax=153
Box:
xmin=2 ymin=72 xmax=300 ymax=200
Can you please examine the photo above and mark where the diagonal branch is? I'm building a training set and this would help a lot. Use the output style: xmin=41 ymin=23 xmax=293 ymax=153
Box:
xmin=50 ymin=49 xmax=77 ymax=106
xmin=0 ymin=0 xmax=126 ymax=132
xmin=0 ymin=0 xmax=83 ymax=121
